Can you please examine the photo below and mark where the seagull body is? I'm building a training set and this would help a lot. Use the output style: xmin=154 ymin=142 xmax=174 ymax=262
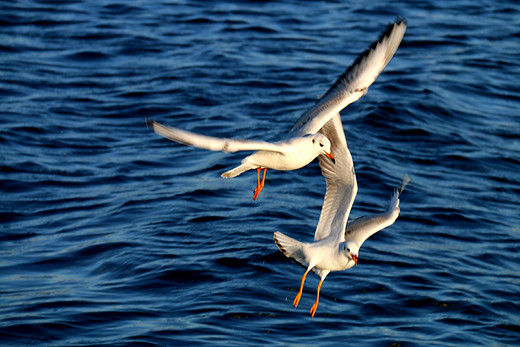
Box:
xmin=220 ymin=135 xmax=329 ymax=178
xmin=273 ymin=19 xmax=408 ymax=317
xmin=148 ymin=18 xmax=406 ymax=200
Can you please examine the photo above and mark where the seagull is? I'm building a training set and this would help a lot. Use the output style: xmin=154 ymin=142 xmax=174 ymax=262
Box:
xmin=148 ymin=19 xmax=406 ymax=200
xmin=274 ymin=112 xmax=410 ymax=317
xmin=273 ymin=19 xmax=408 ymax=318
xmin=147 ymin=120 xmax=333 ymax=200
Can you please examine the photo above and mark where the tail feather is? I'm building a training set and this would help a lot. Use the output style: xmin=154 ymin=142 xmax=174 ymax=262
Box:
xmin=221 ymin=162 xmax=254 ymax=178
xmin=273 ymin=232 xmax=307 ymax=268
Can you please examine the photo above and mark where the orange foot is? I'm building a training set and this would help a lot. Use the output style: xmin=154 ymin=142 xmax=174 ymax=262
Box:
xmin=310 ymin=299 xmax=319 ymax=318
xmin=252 ymin=168 xmax=267 ymax=200
xmin=293 ymin=268 xmax=310 ymax=309
xmin=309 ymin=278 xmax=324 ymax=318
xmin=293 ymin=290 xmax=303 ymax=309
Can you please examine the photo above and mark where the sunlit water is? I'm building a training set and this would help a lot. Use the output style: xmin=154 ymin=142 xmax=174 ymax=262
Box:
xmin=1 ymin=0 xmax=519 ymax=345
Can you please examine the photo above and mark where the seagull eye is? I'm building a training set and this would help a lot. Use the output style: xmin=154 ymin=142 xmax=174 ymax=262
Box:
xmin=312 ymin=139 xmax=315 ymax=144
xmin=319 ymin=142 xmax=324 ymax=147
xmin=347 ymin=248 xmax=350 ymax=252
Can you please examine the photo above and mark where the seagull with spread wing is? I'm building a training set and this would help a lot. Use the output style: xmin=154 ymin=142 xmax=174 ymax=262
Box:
xmin=274 ymin=112 xmax=410 ymax=317
xmin=148 ymin=119 xmax=333 ymax=200
xmin=148 ymin=19 xmax=406 ymax=200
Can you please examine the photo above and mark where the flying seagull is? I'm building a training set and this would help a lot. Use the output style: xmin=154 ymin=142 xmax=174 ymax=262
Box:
xmin=274 ymin=111 xmax=410 ymax=317
xmin=148 ymin=19 xmax=406 ymax=200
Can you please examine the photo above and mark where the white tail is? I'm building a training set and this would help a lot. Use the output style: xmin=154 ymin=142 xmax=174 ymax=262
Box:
xmin=221 ymin=162 xmax=254 ymax=178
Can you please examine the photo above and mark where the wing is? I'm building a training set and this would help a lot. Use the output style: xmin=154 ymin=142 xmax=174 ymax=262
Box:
xmin=345 ymin=175 xmax=410 ymax=247
xmin=148 ymin=119 xmax=284 ymax=153
xmin=313 ymin=113 xmax=358 ymax=241
xmin=289 ymin=19 xmax=407 ymax=137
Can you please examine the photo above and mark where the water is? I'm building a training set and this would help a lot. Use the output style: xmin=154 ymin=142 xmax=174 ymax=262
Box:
xmin=1 ymin=0 xmax=519 ymax=345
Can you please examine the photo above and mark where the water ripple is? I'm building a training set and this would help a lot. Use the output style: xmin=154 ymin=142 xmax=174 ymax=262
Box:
xmin=1 ymin=0 xmax=519 ymax=345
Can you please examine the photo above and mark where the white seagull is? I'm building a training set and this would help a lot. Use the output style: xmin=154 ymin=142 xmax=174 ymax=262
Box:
xmin=148 ymin=120 xmax=333 ymax=200
xmin=274 ymin=112 xmax=410 ymax=318
xmin=148 ymin=19 xmax=406 ymax=200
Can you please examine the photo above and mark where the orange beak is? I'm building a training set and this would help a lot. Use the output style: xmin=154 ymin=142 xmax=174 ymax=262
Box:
xmin=326 ymin=152 xmax=334 ymax=161
xmin=351 ymin=255 xmax=358 ymax=266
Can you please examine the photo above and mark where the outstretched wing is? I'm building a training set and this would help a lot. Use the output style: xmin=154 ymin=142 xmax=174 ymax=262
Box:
xmin=345 ymin=175 xmax=410 ymax=247
xmin=290 ymin=19 xmax=407 ymax=137
xmin=148 ymin=120 xmax=284 ymax=153
xmin=313 ymin=113 xmax=358 ymax=242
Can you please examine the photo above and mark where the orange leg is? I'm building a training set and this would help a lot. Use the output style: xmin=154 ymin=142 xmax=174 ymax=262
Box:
xmin=252 ymin=168 xmax=267 ymax=200
xmin=293 ymin=268 xmax=311 ymax=309
xmin=309 ymin=277 xmax=325 ymax=318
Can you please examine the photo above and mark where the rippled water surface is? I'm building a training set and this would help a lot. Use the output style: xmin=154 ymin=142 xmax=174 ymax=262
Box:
xmin=1 ymin=0 xmax=519 ymax=345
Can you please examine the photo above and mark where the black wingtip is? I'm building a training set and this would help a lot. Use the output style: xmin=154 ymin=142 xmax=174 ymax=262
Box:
xmin=394 ymin=16 xmax=408 ymax=26
xmin=380 ymin=17 xmax=407 ymax=44
xmin=145 ymin=118 xmax=154 ymax=129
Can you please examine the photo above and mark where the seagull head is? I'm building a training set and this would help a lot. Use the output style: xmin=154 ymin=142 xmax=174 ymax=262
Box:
xmin=341 ymin=241 xmax=359 ymax=266
xmin=311 ymin=133 xmax=334 ymax=162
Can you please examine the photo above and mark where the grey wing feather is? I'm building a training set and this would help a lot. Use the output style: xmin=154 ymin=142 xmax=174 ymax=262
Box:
xmin=313 ymin=113 xmax=358 ymax=241
xmin=290 ymin=19 xmax=407 ymax=137
xmin=148 ymin=120 xmax=284 ymax=153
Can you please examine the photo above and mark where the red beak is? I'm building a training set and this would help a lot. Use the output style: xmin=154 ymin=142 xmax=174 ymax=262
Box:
xmin=351 ymin=255 xmax=358 ymax=266
xmin=326 ymin=152 xmax=334 ymax=161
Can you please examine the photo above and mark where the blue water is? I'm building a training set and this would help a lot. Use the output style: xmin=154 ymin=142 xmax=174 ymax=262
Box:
xmin=1 ymin=0 xmax=519 ymax=345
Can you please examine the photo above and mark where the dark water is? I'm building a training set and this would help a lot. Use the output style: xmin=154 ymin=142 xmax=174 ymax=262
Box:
xmin=1 ymin=0 xmax=519 ymax=345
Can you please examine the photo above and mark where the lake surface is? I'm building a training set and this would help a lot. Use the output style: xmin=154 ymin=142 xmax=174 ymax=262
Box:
xmin=1 ymin=0 xmax=519 ymax=345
